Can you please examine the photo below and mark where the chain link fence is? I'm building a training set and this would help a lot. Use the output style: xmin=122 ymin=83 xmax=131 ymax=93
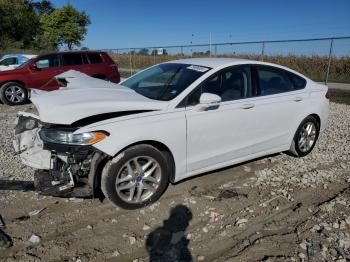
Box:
xmin=102 ymin=36 xmax=350 ymax=84
xmin=1 ymin=37 xmax=349 ymax=84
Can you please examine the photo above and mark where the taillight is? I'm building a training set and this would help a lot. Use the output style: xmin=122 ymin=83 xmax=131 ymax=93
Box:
xmin=325 ymin=89 xmax=330 ymax=99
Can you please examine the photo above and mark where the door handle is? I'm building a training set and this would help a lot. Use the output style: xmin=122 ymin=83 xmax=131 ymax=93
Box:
xmin=294 ymin=97 xmax=303 ymax=102
xmin=240 ymin=103 xmax=255 ymax=109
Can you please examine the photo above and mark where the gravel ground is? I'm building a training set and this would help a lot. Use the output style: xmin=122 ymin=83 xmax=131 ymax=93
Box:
xmin=0 ymin=102 xmax=349 ymax=261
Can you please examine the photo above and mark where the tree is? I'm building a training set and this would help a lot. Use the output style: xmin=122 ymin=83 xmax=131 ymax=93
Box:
xmin=0 ymin=0 xmax=40 ymax=49
xmin=31 ymin=0 xmax=54 ymax=16
xmin=40 ymin=3 xmax=90 ymax=50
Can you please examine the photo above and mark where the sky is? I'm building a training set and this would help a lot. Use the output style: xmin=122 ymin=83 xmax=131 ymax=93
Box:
xmin=50 ymin=0 xmax=350 ymax=52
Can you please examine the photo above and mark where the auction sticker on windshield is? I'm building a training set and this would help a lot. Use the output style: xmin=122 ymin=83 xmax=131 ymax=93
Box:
xmin=187 ymin=65 xmax=210 ymax=72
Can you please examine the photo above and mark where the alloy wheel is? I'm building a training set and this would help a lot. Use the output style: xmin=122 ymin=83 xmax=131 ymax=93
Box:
xmin=4 ymin=85 xmax=25 ymax=104
xmin=298 ymin=122 xmax=317 ymax=152
xmin=115 ymin=156 xmax=161 ymax=204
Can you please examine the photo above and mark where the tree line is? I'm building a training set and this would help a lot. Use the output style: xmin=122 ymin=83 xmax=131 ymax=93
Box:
xmin=0 ymin=0 xmax=90 ymax=51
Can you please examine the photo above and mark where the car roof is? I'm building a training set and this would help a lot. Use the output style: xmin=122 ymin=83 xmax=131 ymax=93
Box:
xmin=169 ymin=57 xmax=252 ymax=68
xmin=37 ymin=50 xmax=103 ymax=57
xmin=168 ymin=57 xmax=308 ymax=77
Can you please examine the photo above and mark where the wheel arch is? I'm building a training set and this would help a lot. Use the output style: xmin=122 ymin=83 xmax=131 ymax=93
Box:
xmin=0 ymin=80 xmax=26 ymax=88
xmin=115 ymin=140 xmax=176 ymax=183
xmin=292 ymin=113 xmax=321 ymax=136
xmin=287 ymin=112 xmax=322 ymax=151
xmin=309 ymin=113 xmax=321 ymax=128
xmin=92 ymin=139 xmax=177 ymax=196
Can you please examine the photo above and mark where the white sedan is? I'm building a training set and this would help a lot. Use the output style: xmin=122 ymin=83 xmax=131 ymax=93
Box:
xmin=13 ymin=58 xmax=329 ymax=209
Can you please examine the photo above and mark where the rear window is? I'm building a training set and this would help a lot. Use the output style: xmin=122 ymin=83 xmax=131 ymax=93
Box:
xmin=256 ymin=66 xmax=293 ymax=95
xmin=87 ymin=53 xmax=103 ymax=64
xmin=62 ymin=53 xmax=83 ymax=66
xmin=287 ymin=72 xmax=306 ymax=90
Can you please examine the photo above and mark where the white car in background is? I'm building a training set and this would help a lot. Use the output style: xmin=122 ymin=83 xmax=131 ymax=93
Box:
xmin=13 ymin=58 xmax=329 ymax=209
xmin=0 ymin=54 xmax=37 ymax=71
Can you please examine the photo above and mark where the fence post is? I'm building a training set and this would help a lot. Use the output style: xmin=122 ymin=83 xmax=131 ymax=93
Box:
xmin=261 ymin=42 xmax=265 ymax=61
xmin=214 ymin=45 xmax=217 ymax=57
xmin=325 ymin=39 xmax=334 ymax=85
xmin=129 ymin=49 xmax=133 ymax=76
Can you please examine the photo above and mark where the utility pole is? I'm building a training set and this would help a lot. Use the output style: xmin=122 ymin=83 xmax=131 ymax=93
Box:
xmin=209 ymin=32 xmax=212 ymax=57
xmin=325 ymin=39 xmax=334 ymax=85
xmin=190 ymin=34 xmax=194 ymax=57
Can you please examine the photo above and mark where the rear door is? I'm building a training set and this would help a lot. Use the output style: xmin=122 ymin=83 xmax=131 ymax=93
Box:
xmin=27 ymin=54 xmax=62 ymax=90
xmin=85 ymin=52 xmax=109 ymax=79
xmin=248 ymin=65 xmax=309 ymax=154
xmin=61 ymin=53 xmax=90 ymax=74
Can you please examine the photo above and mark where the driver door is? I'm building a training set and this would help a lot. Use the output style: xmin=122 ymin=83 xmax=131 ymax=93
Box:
xmin=27 ymin=54 xmax=63 ymax=91
xmin=185 ymin=65 xmax=259 ymax=173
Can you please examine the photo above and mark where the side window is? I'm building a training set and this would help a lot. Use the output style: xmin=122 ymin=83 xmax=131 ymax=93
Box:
xmin=220 ymin=67 xmax=250 ymax=102
xmin=286 ymin=71 xmax=306 ymax=90
xmin=257 ymin=66 xmax=293 ymax=95
xmin=82 ymin=54 xmax=89 ymax=64
xmin=36 ymin=55 xmax=60 ymax=69
xmin=87 ymin=53 xmax=103 ymax=64
xmin=0 ymin=57 xmax=18 ymax=66
xmin=62 ymin=53 xmax=83 ymax=66
xmin=187 ymin=66 xmax=250 ymax=106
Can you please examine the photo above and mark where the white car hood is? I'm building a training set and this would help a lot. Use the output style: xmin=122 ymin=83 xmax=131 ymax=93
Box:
xmin=31 ymin=87 xmax=167 ymax=125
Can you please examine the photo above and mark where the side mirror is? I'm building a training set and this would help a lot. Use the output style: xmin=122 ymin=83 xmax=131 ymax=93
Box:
xmin=29 ymin=63 xmax=39 ymax=71
xmin=196 ymin=92 xmax=221 ymax=111
xmin=200 ymin=92 xmax=221 ymax=105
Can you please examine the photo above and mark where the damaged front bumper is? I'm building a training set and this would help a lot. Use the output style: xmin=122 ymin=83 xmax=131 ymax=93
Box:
xmin=13 ymin=112 xmax=108 ymax=198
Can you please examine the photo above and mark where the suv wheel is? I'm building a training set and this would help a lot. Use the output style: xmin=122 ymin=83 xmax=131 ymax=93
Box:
xmin=289 ymin=116 xmax=320 ymax=157
xmin=101 ymin=144 xmax=169 ymax=209
xmin=0 ymin=82 xmax=28 ymax=105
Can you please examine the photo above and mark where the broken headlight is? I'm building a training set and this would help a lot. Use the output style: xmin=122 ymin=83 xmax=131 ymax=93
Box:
xmin=39 ymin=130 xmax=108 ymax=145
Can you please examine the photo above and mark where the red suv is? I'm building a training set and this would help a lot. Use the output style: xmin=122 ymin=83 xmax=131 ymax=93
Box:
xmin=0 ymin=51 xmax=120 ymax=105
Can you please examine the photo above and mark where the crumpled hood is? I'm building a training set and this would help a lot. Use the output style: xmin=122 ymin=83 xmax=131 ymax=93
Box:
xmin=31 ymin=86 xmax=167 ymax=125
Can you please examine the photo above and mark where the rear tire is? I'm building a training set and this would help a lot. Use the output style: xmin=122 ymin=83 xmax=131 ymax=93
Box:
xmin=288 ymin=116 xmax=320 ymax=157
xmin=101 ymin=144 xmax=169 ymax=209
xmin=0 ymin=82 xmax=28 ymax=105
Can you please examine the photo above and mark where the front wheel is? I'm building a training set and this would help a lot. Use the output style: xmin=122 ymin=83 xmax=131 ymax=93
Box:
xmin=101 ymin=144 xmax=169 ymax=209
xmin=0 ymin=82 xmax=28 ymax=105
xmin=288 ymin=116 xmax=320 ymax=157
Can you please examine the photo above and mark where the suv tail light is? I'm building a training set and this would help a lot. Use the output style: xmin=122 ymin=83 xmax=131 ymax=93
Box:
xmin=325 ymin=89 xmax=330 ymax=100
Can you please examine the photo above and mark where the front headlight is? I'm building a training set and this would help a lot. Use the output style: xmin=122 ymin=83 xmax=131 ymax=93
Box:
xmin=39 ymin=129 xmax=108 ymax=145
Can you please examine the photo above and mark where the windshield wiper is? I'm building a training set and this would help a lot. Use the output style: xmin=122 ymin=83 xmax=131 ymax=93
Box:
xmin=157 ymin=67 xmax=182 ymax=100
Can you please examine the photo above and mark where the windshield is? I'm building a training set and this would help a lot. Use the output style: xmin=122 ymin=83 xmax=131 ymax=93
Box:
xmin=122 ymin=63 xmax=211 ymax=101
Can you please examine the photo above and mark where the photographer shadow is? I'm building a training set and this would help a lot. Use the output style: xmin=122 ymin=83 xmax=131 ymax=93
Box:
xmin=146 ymin=204 xmax=193 ymax=262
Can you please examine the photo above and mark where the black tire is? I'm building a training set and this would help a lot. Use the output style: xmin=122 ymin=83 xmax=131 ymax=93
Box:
xmin=101 ymin=144 xmax=170 ymax=209
xmin=0 ymin=82 xmax=28 ymax=105
xmin=288 ymin=116 xmax=320 ymax=157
